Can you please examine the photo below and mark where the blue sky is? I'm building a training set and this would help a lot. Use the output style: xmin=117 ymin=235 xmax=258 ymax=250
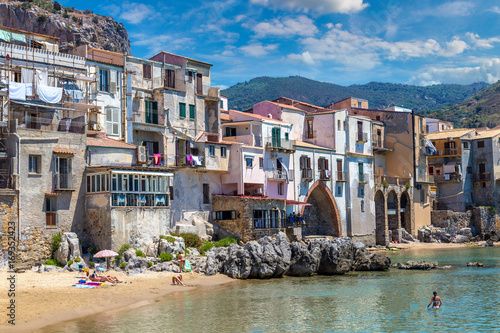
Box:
xmin=60 ymin=0 xmax=500 ymax=89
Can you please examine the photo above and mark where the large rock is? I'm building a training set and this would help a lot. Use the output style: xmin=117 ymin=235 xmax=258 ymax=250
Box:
xmin=457 ymin=228 xmax=473 ymax=239
xmin=355 ymin=253 xmax=392 ymax=271
xmin=317 ymin=238 xmax=355 ymax=275
xmin=453 ymin=235 xmax=470 ymax=243
xmin=54 ymin=240 xmax=69 ymax=265
xmin=287 ymin=242 xmax=319 ymax=276
xmin=65 ymin=233 xmax=82 ymax=260
xmin=418 ymin=228 xmax=433 ymax=243
xmin=394 ymin=261 xmax=438 ymax=270
xmin=158 ymin=237 xmax=185 ymax=254
xmin=122 ymin=248 xmax=137 ymax=262
xmin=223 ymin=244 xmax=252 ymax=279
xmin=125 ymin=257 xmax=150 ymax=274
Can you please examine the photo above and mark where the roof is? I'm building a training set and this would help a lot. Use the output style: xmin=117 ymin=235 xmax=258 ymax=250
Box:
xmin=152 ymin=51 xmax=213 ymax=67
xmin=213 ymin=194 xmax=286 ymax=200
xmin=426 ymin=128 xmax=476 ymax=140
xmin=294 ymin=141 xmax=334 ymax=151
xmin=254 ymin=101 xmax=304 ymax=112
xmin=220 ymin=113 xmax=231 ymax=121
xmin=272 ymin=97 xmax=329 ymax=112
xmin=335 ymin=96 xmax=368 ymax=103
xmin=229 ymin=110 xmax=291 ymax=124
xmin=0 ymin=25 xmax=59 ymax=41
xmin=475 ymin=129 xmax=500 ymax=139
xmin=87 ymin=137 xmax=137 ymax=149
xmin=219 ymin=140 xmax=242 ymax=145
xmin=53 ymin=150 xmax=76 ymax=155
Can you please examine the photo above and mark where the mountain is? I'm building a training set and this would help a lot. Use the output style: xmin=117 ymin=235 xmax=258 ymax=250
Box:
xmin=222 ymin=76 xmax=489 ymax=113
xmin=0 ymin=0 xmax=130 ymax=54
xmin=427 ymin=80 xmax=500 ymax=128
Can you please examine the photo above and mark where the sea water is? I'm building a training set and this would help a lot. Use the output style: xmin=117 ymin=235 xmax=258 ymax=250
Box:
xmin=43 ymin=246 xmax=500 ymax=332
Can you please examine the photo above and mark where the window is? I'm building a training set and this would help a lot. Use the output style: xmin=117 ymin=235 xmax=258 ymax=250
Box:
xmin=318 ymin=158 xmax=329 ymax=170
xmin=55 ymin=156 xmax=73 ymax=190
xmin=376 ymin=116 xmax=381 ymax=121
xmin=300 ymin=156 xmax=311 ymax=170
xmin=189 ymin=104 xmax=195 ymax=120
xmin=165 ymin=69 xmax=175 ymax=88
xmin=143 ymin=64 xmax=152 ymax=79
xmin=188 ymin=71 xmax=193 ymax=83
xmin=307 ymin=119 xmax=314 ymax=138
xmin=337 ymin=185 xmax=342 ymax=196
xmin=361 ymin=200 xmax=364 ymax=212
xmin=482 ymin=182 xmax=486 ymax=188
xmin=45 ymin=196 xmax=57 ymax=227
xmin=428 ymin=166 xmax=434 ymax=175
xmin=209 ymin=145 xmax=215 ymax=156
xmin=86 ymin=173 xmax=109 ymax=193
xmin=203 ymin=183 xmax=210 ymax=204
xmin=213 ymin=211 xmax=236 ymax=220
xmin=246 ymin=157 xmax=253 ymax=168
xmin=253 ymin=210 xmax=269 ymax=229
xmin=106 ymin=107 xmax=120 ymax=135
xmin=463 ymin=141 xmax=469 ymax=149
xmin=477 ymin=140 xmax=484 ymax=148
xmin=179 ymin=102 xmax=186 ymax=118
xmin=420 ymin=189 xmax=426 ymax=203
xmin=278 ymin=183 xmax=284 ymax=195
xmin=196 ymin=73 xmax=203 ymax=95
xmin=259 ymin=157 xmax=264 ymax=169
xmin=284 ymin=132 xmax=289 ymax=141
xmin=99 ymin=68 xmax=109 ymax=92
xmin=358 ymin=162 xmax=364 ymax=182
xmin=357 ymin=121 xmax=363 ymax=141
xmin=225 ymin=127 xmax=236 ymax=137
xmin=358 ymin=185 xmax=365 ymax=197
xmin=220 ymin=100 xmax=223 ymax=109
xmin=221 ymin=146 xmax=227 ymax=158
xmin=145 ymin=100 xmax=159 ymax=124
xmin=337 ymin=119 xmax=341 ymax=131
xmin=28 ymin=155 xmax=40 ymax=174
xmin=358 ymin=101 xmax=362 ymax=108
xmin=271 ymin=127 xmax=281 ymax=147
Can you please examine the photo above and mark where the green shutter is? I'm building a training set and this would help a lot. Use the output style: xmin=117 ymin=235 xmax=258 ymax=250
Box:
xmin=359 ymin=163 xmax=363 ymax=182
xmin=179 ymin=103 xmax=186 ymax=118
xmin=152 ymin=101 xmax=158 ymax=124
xmin=145 ymin=101 xmax=151 ymax=123
xmin=189 ymin=104 xmax=195 ymax=119
xmin=271 ymin=128 xmax=276 ymax=147
xmin=276 ymin=128 xmax=281 ymax=147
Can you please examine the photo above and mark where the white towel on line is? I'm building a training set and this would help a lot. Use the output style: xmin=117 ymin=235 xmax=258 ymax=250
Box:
xmin=38 ymin=85 xmax=62 ymax=104
xmin=9 ymin=82 xmax=26 ymax=101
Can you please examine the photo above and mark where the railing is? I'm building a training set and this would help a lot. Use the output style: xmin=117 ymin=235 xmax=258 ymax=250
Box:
xmin=319 ymin=170 xmax=332 ymax=180
xmin=164 ymin=78 xmax=186 ymax=91
xmin=132 ymin=110 xmax=165 ymax=126
xmin=54 ymin=173 xmax=73 ymax=190
xmin=337 ymin=171 xmax=347 ymax=182
xmin=0 ymin=173 xmax=15 ymax=189
xmin=301 ymin=168 xmax=313 ymax=181
xmin=196 ymin=84 xmax=210 ymax=96
xmin=266 ymin=169 xmax=294 ymax=181
xmin=264 ymin=137 xmax=293 ymax=150
xmin=436 ymin=148 xmax=459 ymax=156
xmin=384 ymin=176 xmax=411 ymax=186
xmin=357 ymin=132 xmax=368 ymax=143
xmin=253 ymin=218 xmax=284 ymax=229
xmin=17 ymin=116 xmax=86 ymax=134
xmin=473 ymin=173 xmax=491 ymax=181
xmin=359 ymin=173 xmax=370 ymax=183
xmin=111 ymin=193 xmax=169 ymax=207
xmin=434 ymin=174 xmax=461 ymax=182
xmin=175 ymin=154 xmax=205 ymax=168
xmin=146 ymin=153 xmax=170 ymax=168
xmin=420 ymin=147 xmax=435 ymax=156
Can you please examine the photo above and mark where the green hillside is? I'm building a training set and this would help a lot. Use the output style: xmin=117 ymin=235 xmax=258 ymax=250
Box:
xmin=428 ymin=80 xmax=500 ymax=128
xmin=222 ymin=76 xmax=488 ymax=113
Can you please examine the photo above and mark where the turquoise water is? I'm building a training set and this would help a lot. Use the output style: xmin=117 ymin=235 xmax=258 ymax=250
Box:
xmin=44 ymin=247 xmax=500 ymax=332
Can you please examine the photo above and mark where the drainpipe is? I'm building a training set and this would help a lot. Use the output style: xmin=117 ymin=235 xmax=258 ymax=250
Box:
xmin=412 ymin=109 xmax=417 ymax=187
xmin=12 ymin=131 xmax=21 ymax=244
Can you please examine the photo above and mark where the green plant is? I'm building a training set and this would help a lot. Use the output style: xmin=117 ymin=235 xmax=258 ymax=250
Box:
xmin=119 ymin=262 xmax=126 ymax=269
xmin=63 ymin=11 xmax=70 ymax=18
xmin=21 ymin=2 xmax=31 ymax=9
xmin=173 ymin=233 xmax=202 ymax=249
xmin=89 ymin=261 xmax=95 ymax=268
xmin=147 ymin=261 xmax=153 ymax=267
xmin=114 ymin=255 xmax=122 ymax=264
xmin=67 ymin=259 xmax=74 ymax=266
xmin=118 ymin=244 xmax=131 ymax=255
xmin=45 ymin=259 xmax=63 ymax=267
xmin=51 ymin=232 xmax=62 ymax=254
xmin=405 ymin=182 xmax=410 ymax=190
xmin=214 ymin=237 xmax=238 ymax=248
xmin=74 ymin=256 xmax=81 ymax=263
xmin=53 ymin=1 xmax=62 ymax=12
xmin=92 ymin=16 xmax=98 ymax=24
xmin=382 ymin=178 xmax=389 ymax=188
xmin=37 ymin=14 xmax=48 ymax=23
xmin=201 ymin=242 xmax=214 ymax=254
xmin=159 ymin=252 xmax=173 ymax=262
xmin=72 ymin=15 xmax=78 ymax=22
xmin=135 ymin=250 xmax=146 ymax=258
xmin=488 ymin=206 xmax=496 ymax=213
xmin=185 ymin=249 xmax=190 ymax=255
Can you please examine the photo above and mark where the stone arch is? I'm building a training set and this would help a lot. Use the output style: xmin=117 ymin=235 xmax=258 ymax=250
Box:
xmin=400 ymin=191 xmax=411 ymax=234
xmin=387 ymin=190 xmax=399 ymax=233
xmin=375 ymin=190 xmax=387 ymax=246
xmin=301 ymin=181 xmax=341 ymax=237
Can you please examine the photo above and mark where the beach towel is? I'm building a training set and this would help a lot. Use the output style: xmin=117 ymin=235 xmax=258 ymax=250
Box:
xmin=184 ymin=260 xmax=192 ymax=272
xmin=72 ymin=284 xmax=97 ymax=289
xmin=38 ymin=85 xmax=63 ymax=104
xmin=9 ymin=82 xmax=26 ymax=100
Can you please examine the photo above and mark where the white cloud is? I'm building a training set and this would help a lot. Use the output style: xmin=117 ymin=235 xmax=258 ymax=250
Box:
xmin=250 ymin=0 xmax=368 ymax=14
xmin=466 ymin=32 xmax=500 ymax=49
xmin=418 ymin=1 xmax=475 ymax=17
xmin=119 ymin=3 xmax=156 ymax=24
xmin=253 ymin=16 xmax=318 ymax=38
xmin=490 ymin=6 xmax=500 ymax=14
xmin=409 ymin=58 xmax=500 ymax=85
xmin=240 ymin=43 xmax=279 ymax=56
xmin=131 ymin=33 xmax=192 ymax=55
xmin=288 ymin=51 xmax=316 ymax=65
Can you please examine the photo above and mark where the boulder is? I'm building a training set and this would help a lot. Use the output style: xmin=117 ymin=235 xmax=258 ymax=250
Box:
xmin=394 ymin=261 xmax=438 ymax=270
xmin=418 ymin=228 xmax=433 ymax=243
xmin=54 ymin=240 xmax=69 ymax=266
xmin=467 ymin=262 xmax=484 ymax=267
xmin=457 ymin=228 xmax=473 ymax=239
xmin=453 ymin=235 xmax=470 ymax=243
xmin=223 ymin=244 xmax=252 ymax=279
xmin=66 ymin=260 xmax=87 ymax=272
xmin=399 ymin=229 xmax=419 ymax=242
xmin=125 ymin=257 xmax=150 ymax=274
xmin=317 ymin=238 xmax=354 ymax=275
xmin=145 ymin=242 xmax=159 ymax=257
xmin=287 ymin=242 xmax=319 ymax=276
xmin=64 ymin=232 xmax=82 ymax=260
xmin=159 ymin=237 xmax=185 ymax=254
xmin=187 ymin=247 xmax=200 ymax=256
xmin=122 ymin=248 xmax=137 ymax=262
xmin=38 ymin=264 xmax=58 ymax=273
xmin=355 ymin=253 xmax=391 ymax=271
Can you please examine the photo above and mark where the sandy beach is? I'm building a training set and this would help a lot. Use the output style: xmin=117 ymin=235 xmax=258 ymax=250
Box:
xmin=0 ymin=269 xmax=235 ymax=332
xmin=370 ymin=240 xmax=499 ymax=252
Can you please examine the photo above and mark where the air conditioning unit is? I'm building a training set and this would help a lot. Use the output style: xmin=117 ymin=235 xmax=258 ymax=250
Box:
xmin=135 ymin=91 xmax=144 ymax=99
xmin=254 ymin=188 xmax=263 ymax=195
xmin=137 ymin=146 xmax=147 ymax=164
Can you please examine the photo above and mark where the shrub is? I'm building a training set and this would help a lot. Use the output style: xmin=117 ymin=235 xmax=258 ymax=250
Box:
xmin=173 ymin=233 xmax=202 ymax=249
xmin=51 ymin=233 xmax=62 ymax=254
xmin=405 ymin=182 xmax=410 ymax=190
xmin=63 ymin=11 xmax=69 ymax=18
xmin=92 ymin=16 xmax=99 ymax=24
xmin=72 ymin=15 xmax=78 ymax=22
xmin=118 ymin=244 xmax=130 ymax=255
xmin=67 ymin=259 xmax=74 ymax=266
xmin=201 ymin=242 xmax=214 ymax=254
xmin=213 ymin=237 xmax=238 ymax=248
xmin=21 ymin=2 xmax=31 ymax=10
xmin=185 ymin=249 xmax=190 ymax=255
xmin=159 ymin=252 xmax=173 ymax=262
xmin=119 ymin=262 xmax=126 ymax=269
xmin=89 ymin=261 xmax=95 ymax=268
xmin=135 ymin=250 xmax=146 ymax=258
xmin=37 ymin=14 xmax=48 ymax=23
xmin=45 ymin=259 xmax=62 ymax=267
xmin=114 ymin=255 xmax=122 ymax=264
xmin=53 ymin=2 xmax=62 ymax=12
xmin=147 ymin=261 xmax=153 ymax=267
xmin=382 ymin=178 xmax=389 ymax=188
xmin=84 ymin=9 xmax=92 ymax=14
xmin=488 ymin=206 xmax=496 ymax=213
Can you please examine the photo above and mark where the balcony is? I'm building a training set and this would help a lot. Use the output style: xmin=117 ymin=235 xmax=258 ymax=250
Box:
xmin=435 ymin=148 xmax=459 ymax=156
xmin=372 ymin=136 xmax=394 ymax=152
xmin=164 ymin=78 xmax=186 ymax=92
xmin=336 ymin=171 xmax=348 ymax=182
xmin=358 ymin=173 xmax=370 ymax=183
xmin=175 ymin=154 xmax=205 ymax=168
xmin=473 ymin=173 xmax=491 ymax=181
xmin=384 ymin=176 xmax=411 ymax=186
xmin=266 ymin=169 xmax=294 ymax=181
xmin=357 ymin=132 xmax=368 ymax=143
xmin=301 ymin=168 xmax=313 ymax=182
xmin=265 ymin=137 xmax=294 ymax=151
xmin=420 ymin=147 xmax=435 ymax=156
xmin=54 ymin=173 xmax=73 ymax=190
xmin=319 ymin=170 xmax=332 ymax=180
xmin=15 ymin=113 xmax=86 ymax=134
xmin=196 ymin=83 xmax=210 ymax=96
xmin=434 ymin=173 xmax=461 ymax=182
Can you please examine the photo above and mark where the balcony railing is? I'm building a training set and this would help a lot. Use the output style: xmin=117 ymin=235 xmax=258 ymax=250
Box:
xmin=175 ymin=154 xmax=205 ymax=168
xmin=359 ymin=173 xmax=370 ymax=183
xmin=0 ymin=173 xmax=15 ymax=189
xmin=436 ymin=148 xmax=459 ymax=156
xmin=54 ymin=173 xmax=73 ymax=190
xmin=473 ymin=173 xmax=491 ymax=181
xmin=357 ymin=132 xmax=368 ymax=143
xmin=319 ymin=170 xmax=332 ymax=180
xmin=336 ymin=171 xmax=347 ymax=182
xmin=301 ymin=168 xmax=313 ymax=181
xmin=434 ymin=173 xmax=461 ymax=182
xmin=265 ymin=137 xmax=293 ymax=150
xmin=16 ymin=116 xmax=86 ymax=134
xmin=266 ymin=169 xmax=294 ymax=181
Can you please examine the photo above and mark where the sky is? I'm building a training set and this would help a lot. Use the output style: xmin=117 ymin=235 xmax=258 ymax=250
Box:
xmin=60 ymin=0 xmax=500 ymax=89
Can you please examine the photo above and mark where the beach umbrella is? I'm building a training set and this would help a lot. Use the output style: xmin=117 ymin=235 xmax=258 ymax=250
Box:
xmin=93 ymin=250 xmax=119 ymax=271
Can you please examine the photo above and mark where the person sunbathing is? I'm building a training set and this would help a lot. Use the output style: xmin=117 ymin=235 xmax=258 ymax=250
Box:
xmin=89 ymin=271 xmax=121 ymax=283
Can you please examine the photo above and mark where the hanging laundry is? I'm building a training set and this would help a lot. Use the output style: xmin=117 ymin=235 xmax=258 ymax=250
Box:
xmin=186 ymin=155 xmax=193 ymax=166
xmin=153 ymin=154 xmax=162 ymax=165
xmin=193 ymin=156 xmax=203 ymax=166
xmin=21 ymin=68 xmax=34 ymax=84
xmin=25 ymin=83 xmax=33 ymax=97
xmin=9 ymin=82 xmax=26 ymax=101
xmin=38 ymin=85 xmax=62 ymax=104
xmin=36 ymin=69 xmax=48 ymax=87
xmin=63 ymin=82 xmax=83 ymax=100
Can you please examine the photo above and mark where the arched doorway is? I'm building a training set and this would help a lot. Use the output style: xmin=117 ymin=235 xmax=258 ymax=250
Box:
xmin=400 ymin=191 xmax=411 ymax=233
xmin=375 ymin=190 xmax=386 ymax=245
xmin=387 ymin=190 xmax=399 ymax=234
xmin=302 ymin=181 xmax=340 ymax=236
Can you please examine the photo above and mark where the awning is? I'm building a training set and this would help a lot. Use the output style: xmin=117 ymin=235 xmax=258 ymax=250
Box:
xmin=11 ymin=32 xmax=26 ymax=43
xmin=53 ymin=150 xmax=76 ymax=155
xmin=0 ymin=30 xmax=10 ymax=42
xmin=286 ymin=200 xmax=311 ymax=206
xmin=110 ymin=170 xmax=174 ymax=177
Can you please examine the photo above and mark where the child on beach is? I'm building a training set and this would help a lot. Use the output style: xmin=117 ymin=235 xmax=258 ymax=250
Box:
xmin=172 ymin=274 xmax=185 ymax=286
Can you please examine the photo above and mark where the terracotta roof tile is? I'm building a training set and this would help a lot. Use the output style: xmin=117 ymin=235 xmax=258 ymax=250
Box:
xmin=229 ymin=110 xmax=291 ymax=124
xmin=294 ymin=141 xmax=334 ymax=150
xmin=426 ymin=128 xmax=476 ymax=140
xmin=87 ymin=137 xmax=137 ymax=149
xmin=53 ymin=150 xmax=76 ymax=155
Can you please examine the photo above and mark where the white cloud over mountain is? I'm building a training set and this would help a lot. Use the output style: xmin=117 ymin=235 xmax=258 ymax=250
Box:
xmin=250 ymin=0 xmax=368 ymax=14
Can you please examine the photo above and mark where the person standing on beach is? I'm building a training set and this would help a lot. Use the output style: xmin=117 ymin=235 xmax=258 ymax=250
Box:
xmin=178 ymin=251 xmax=186 ymax=272
xmin=427 ymin=291 xmax=443 ymax=308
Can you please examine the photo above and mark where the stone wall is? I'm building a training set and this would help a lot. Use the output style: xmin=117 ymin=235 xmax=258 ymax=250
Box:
xmin=431 ymin=210 xmax=472 ymax=229
xmin=471 ymin=207 xmax=499 ymax=236
xmin=431 ymin=208 xmax=500 ymax=237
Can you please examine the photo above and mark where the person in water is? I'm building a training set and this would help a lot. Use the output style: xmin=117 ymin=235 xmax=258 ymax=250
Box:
xmin=427 ymin=291 xmax=443 ymax=308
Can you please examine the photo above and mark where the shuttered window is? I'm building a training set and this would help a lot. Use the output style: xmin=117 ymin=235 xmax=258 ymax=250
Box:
xmin=189 ymin=104 xmax=195 ymax=119
xmin=179 ymin=102 xmax=186 ymax=118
